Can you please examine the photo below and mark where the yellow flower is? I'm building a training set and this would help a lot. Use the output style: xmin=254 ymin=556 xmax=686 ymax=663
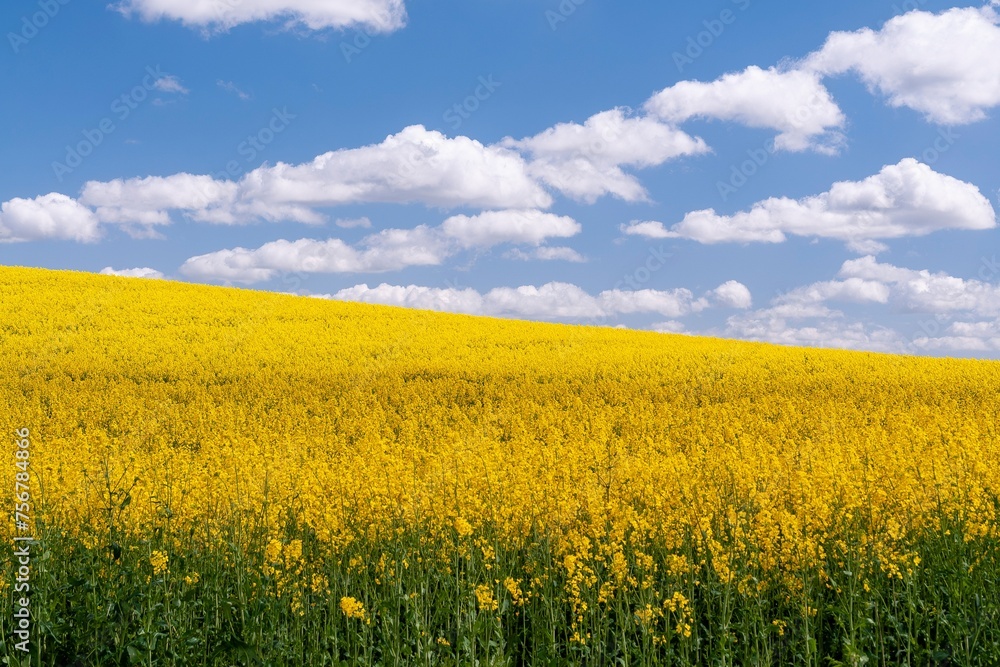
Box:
xmin=149 ymin=550 xmax=169 ymax=576
xmin=310 ymin=574 xmax=329 ymax=594
xmin=635 ymin=605 xmax=657 ymax=625
xmin=264 ymin=539 xmax=283 ymax=564
xmin=503 ymin=577 xmax=527 ymax=607
xmin=340 ymin=596 xmax=369 ymax=623
xmin=285 ymin=539 xmax=303 ymax=562
xmin=474 ymin=584 xmax=498 ymax=612
xmin=454 ymin=516 xmax=473 ymax=538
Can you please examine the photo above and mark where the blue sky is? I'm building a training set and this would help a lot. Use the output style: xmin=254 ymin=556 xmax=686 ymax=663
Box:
xmin=3 ymin=0 xmax=1000 ymax=356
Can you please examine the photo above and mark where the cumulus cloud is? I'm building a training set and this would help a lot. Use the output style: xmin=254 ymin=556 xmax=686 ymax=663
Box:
xmin=181 ymin=230 xmax=447 ymax=283
xmin=776 ymin=276 xmax=891 ymax=307
xmin=723 ymin=311 xmax=906 ymax=353
xmin=913 ymin=320 xmax=1000 ymax=353
xmin=714 ymin=254 xmax=1000 ymax=355
xmin=179 ymin=210 xmax=583 ymax=283
xmin=441 ymin=210 xmax=580 ymax=248
xmin=840 ymin=255 xmax=1000 ymax=317
xmin=620 ymin=220 xmax=674 ymax=239
xmin=718 ymin=275 xmax=902 ymax=353
xmin=804 ymin=5 xmax=1000 ymax=124
xmin=597 ymin=288 xmax=710 ymax=318
xmin=504 ymin=108 xmax=709 ymax=202
xmin=638 ymin=159 xmax=995 ymax=251
xmin=483 ymin=283 xmax=609 ymax=319
xmin=73 ymin=126 xmax=551 ymax=231
xmin=81 ymin=174 xmax=240 ymax=231
xmin=711 ymin=280 xmax=754 ymax=309
xmin=100 ymin=267 xmax=165 ymax=279
xmin=742 ymin=255 xmax=1000 ymax=322
xmin=325 ymin=279 xmax=751 ymax=321
xmin=0 ymin=193 xmax=101 ymax=243
xmin=328 ymin=283 xmax=485 ymax=315
xmin=115 ymin=0 xmax=407 ymax=33
xmin=235 ymin=125 xmax=550 ymax=211
xmin=644 ymin=66 xmax=846 ymax=154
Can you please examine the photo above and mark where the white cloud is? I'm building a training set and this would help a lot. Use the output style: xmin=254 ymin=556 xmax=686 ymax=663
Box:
xmin=503 ymin=246 xmax=586 ymax=262
xmin=804 ymin=5 xmax=1000 ymax=124
xmin=644 ymin=66 xmax=846 ymax=154
xmin=509 ymin=108 xmax=708 ymax=168
xmin=598 ymin=288 xmax=709 ymax=318
xmin=723 ymin=310 xmax=906 ymax=353
xmin=719 ymin=277 xmax=903 ymax=352
xmin=153 ymin=75 xmax=189 ymax=95
xmin=335 ymin=216 xmax=373 ymax=229
xmin=504 ymin=108 xmax=709 ymax=202
xmin=711 ymin=280 xmax=753 ymax=309
xmin=180 ymin=229 xmax=449 ymax=283
xmin=115 ymin=0 xmax=407 ymax=33
xmin=484 ymin=283 xmax=607 ymax=319
xmin=178 ymin=247 xmax=280 ymax=283
xmin=441 ymin=210 xmax=580 ymax=248
xmin=521 ymin=159 xmax=650 ymax=204
xmin=913 ymin=320 xmax=1000 ymax=352
xmin=0 ymin=193 xmax=101 ymax=243
xmin=180 ymin=209 xmax=581 ymax=283
xmin=81 ymin=174 xmax=239 ymax=231
xmin=325 ymin=280 xmax=750 ymax=321
xmin=652 ymin=320 xmax=686 ymax=334
xmin=653 ymin=159 xmax=995 ymax=250
xmin=620 ymin=220 xmax=674 ymax=239
xmin=774 ymin=277 xmax=892 ymax=309
xmin=74 ymin=126 xmax=551 ymax=228
xmin=713 ymin=255 xmax=1000 ymax=355
xmin=732 ymin=254 xmax=1000 ymax=324
xmin=100 ymin=266 xmax=165 ymax=279
xmin=330 ymin=283 xmax=484 ymax=315
xmin=840 ymin=255 xmax=1000 ymax=317
xmin=230 ymin=125 xmax=551 ymax=213
xmin=845 ymin=239 xmax=890 ymax=255
xmin=230 ymin=125 xmax=552 ymax=215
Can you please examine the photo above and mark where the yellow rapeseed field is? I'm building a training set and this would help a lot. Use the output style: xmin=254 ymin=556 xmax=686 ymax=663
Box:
xmin=2 ymin=265 xmax=999 ymax=665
